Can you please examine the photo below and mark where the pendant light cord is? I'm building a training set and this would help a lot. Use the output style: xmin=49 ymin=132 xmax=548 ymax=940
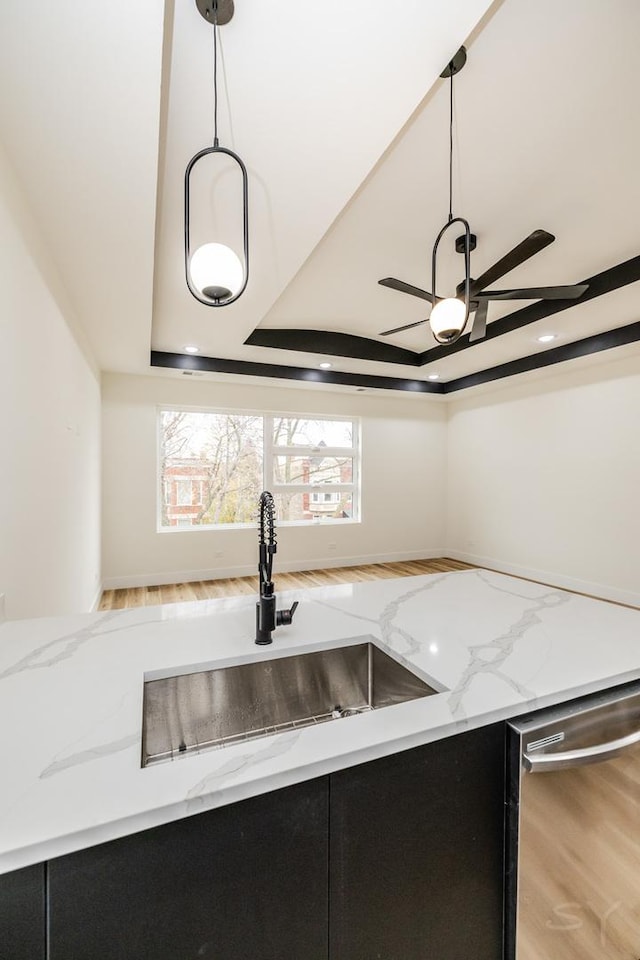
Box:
xmin=448 ymin=72 xmax=454 ymax=223
xmin=212 ymin=0 xmax=219 ymax=147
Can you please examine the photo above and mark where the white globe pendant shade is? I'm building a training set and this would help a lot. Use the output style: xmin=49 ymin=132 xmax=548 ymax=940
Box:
xmin=189 ymin=242 xmax=244 ymax=302
xmin=429 ymin=297 xmax=466 ymax=342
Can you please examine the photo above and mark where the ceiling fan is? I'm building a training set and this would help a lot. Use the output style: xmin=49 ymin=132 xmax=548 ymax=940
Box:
xmin=378 ymin=229 xmax=589 ymax=342
xmin=377 ymin=49 xmax=588 ymax=345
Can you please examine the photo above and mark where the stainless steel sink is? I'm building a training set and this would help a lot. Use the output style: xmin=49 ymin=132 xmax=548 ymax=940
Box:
xmin=142 ymin=639 xmax=440 ymax=766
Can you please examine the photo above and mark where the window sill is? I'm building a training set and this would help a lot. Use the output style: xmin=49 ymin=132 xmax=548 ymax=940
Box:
xmin=157 ymin=518 xmax=360 ymax=533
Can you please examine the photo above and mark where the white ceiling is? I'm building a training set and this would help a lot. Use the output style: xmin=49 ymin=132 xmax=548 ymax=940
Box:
xmin=0 ymin=0 xmax=164 ymax=373
xmin=1 ymin=0 xmax=639 ymax=393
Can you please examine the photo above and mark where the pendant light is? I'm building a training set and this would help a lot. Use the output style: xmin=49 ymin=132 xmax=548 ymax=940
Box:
xmin=430 ymin=47 xmax=471 ymax=344
xmin=185 ymin=0 xmax=249 ymax=306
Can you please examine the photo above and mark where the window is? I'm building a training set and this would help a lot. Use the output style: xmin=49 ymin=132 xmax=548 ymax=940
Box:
xmin=158 ymin=409 xmax=359 ymax=528
xmin=310 ymin=492 xmax=338 ymax=504
xmin=176 ymin=479 xmax=192 ymax=506
xmin=268 ymin=415 xmax=357 ymax=523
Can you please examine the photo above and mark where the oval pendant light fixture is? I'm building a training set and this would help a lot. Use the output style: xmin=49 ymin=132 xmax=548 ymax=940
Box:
xmin=185 ymin=0 xmax=249 ymax=307
xmin=430 ymin=47 xmax=471 ymax=344
xmin=430 ymin=216 xmax=471 ymax=343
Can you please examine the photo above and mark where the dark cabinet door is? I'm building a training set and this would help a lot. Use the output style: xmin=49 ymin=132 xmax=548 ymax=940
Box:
xmin=329 ymin=723 xmax=505 ymax=960
xmin=49 ymin=776 xmax=328 ymax=960
xmin=0 ymin=863 xmax=45 ymax=960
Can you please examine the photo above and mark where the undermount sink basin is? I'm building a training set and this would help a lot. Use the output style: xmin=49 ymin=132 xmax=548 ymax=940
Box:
xmin=142 ymin=638 xmax=440 ymax=767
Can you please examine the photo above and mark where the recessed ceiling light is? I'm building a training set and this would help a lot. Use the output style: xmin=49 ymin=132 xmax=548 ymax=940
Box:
xmin=319 ymin=362 xmax=332 ymax=369
xmin=536 ymin=334 xmax=557 ymax=344
xmin=184 ymin=344 xmax=200 ymax=354
xmin=427 ymin=373 xmax=440 ymax=380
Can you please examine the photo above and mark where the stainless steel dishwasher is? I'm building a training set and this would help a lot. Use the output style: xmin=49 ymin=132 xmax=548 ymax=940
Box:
xmin=506 ymin=680 xmax=640 ymax=960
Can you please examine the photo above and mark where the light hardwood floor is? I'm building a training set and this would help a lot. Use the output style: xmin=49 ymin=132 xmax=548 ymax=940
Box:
xmin=99 ymin=558 xmax=474 ymax=610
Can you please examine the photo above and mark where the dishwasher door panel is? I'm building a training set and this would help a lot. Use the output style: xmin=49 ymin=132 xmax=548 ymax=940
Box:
xmin=509 ymin=680 xmax=640 ymax=960
xmin=517 ymin=750 xmax=640 ymax=960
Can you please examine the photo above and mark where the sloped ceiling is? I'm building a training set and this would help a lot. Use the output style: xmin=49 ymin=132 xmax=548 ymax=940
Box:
xmin=0 ymin=0 xmax=164 ymax=372
xmin=1 ymin=0 xmax=639 ymax=393
xmin=151 ymin=0 xmax=498 ymax=373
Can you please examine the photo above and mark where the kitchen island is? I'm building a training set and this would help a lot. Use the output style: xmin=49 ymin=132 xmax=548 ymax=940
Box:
xmin=1 ymin=567 xmax=639 ymax=874
xmin=1 ymin=568 xmax=639 ymax=958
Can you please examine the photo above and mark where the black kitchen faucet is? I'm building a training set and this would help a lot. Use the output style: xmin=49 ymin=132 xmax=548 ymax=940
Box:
xmin=255 ymin=491 xmax=298 ymax=645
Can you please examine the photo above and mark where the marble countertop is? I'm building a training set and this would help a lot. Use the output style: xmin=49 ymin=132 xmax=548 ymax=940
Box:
xmin=1 ymin=568 xmax=639 ymax=875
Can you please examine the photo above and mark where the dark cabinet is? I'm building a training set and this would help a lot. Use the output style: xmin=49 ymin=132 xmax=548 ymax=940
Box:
xmin=329 ymin=722 xmax=505 ymax=960
xmin=0 ymin=862 xmax=45 ymax=960
xmin=48 ymin=776 xmax=329 ymax=960
xmin=4 ymin=724 xmax=505 ymax=960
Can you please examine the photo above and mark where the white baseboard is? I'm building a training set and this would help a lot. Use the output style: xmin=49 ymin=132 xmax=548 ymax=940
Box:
xmin=447 ymin=549 xmax=640 ymax=609
xmin=101 ymin=548 xmax=447 ymax=592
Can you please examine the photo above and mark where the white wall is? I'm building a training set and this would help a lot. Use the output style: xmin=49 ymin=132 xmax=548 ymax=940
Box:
xmin=446 ymin=352 xmax=640 ymax=607
xmin=101 ymin=373 xmax=447 ymax=588
xmin=0 ymin=145 xmax=101 ymax=619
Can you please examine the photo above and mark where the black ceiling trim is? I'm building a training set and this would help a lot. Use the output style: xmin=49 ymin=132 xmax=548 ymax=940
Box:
xmin=150 ymin=351 xmax=445 ymax=393
xmin=152 ymin=317 xmax=640 ymax=397
xmin=242 ymin=255 xmax=640 ymax=369
xmin=417 ymin=253 xmax=640 ymax=365
xmin=244 ymin=328 xmax=421 ymax=366
xmin=446 ymin=321 xmax=640 ymax=393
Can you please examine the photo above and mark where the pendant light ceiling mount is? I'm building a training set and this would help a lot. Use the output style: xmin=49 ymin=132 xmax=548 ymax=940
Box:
xmin=196 ymin=0 xmax=234 ymax=26
xmin=439 ymin=45 xmax=467 ymax=79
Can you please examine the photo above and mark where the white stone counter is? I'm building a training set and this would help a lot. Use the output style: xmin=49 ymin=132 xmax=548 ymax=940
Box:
xmin=1 ymin=569 xmax=639 ymax=875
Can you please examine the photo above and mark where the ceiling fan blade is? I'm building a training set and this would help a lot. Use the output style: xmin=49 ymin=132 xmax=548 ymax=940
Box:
xmin=469 ymin=299 xmax=488 ymax=342
xmin=380 ymin=318 xmax=430 ymax=337
xmin=477 ymin=283 xmax=589 ymax=301
xmin=470 ymin=230 xmax=555 ymax=297
xmin=378 ymin=277 xmax=434 ymax=303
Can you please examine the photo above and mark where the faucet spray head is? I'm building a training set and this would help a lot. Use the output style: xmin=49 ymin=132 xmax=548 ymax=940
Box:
xmin=258 ymin=491 xmax=277 ymax=584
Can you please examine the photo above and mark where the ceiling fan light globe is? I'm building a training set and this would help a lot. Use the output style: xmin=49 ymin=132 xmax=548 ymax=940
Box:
xmin=189 ymin=242 xmax=243 ymax=301
xmin=429 ymin=297 xmax=466 ymax=343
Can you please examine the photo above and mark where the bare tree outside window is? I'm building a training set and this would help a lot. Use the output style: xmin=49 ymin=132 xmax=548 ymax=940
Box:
xmin=160 ymin=411 xmax=189 ymax=525
xmin=160 ymin=411 xmax=263 ymax=527
xmin=159 ymin=409 xmax=359 ymax=528
xmin=271 ymin=417 xmax=355 ymax=522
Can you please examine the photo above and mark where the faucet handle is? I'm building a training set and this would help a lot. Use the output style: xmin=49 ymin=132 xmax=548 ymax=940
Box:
xmin=276 ymin=601 xmax=299 ymax=627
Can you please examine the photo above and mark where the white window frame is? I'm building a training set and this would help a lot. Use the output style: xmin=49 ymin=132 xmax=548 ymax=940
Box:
xmin=264 ymin=415 xmax=359 ymax=523
xmin=157 ymin=406 xmax=361 ymax=530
